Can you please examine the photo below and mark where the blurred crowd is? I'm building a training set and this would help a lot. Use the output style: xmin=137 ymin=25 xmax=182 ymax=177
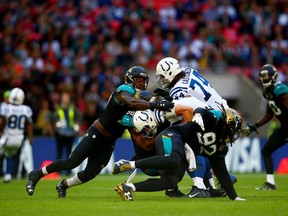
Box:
xmin=0 ymin=0 xmax=288 ymax=135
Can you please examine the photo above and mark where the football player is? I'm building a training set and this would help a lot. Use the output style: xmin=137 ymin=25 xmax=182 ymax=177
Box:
xmin=112 ymin=107 xmax=245 ymax=201
xmin=0 ymin=87 xmax=33 ymax=183
xmin=25 ymin=66 xmax=174 ymax=198
xmin=153 ymin=57 xmax=232 ymax=197
xmin=241 ymin=64 xmax=288 ymax=190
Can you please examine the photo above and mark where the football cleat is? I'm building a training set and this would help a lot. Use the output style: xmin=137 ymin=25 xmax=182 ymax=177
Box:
xmin=114 ymin=183 xmax=134 ymax=201
xmin=183 ymin=186 xmax=207 ymax=198
xmin=56 ymin=179 xmax=68 ymax=198
xmin=165 ymin=188 xmax=185 ymax=198
xmin=208 ymin=187 xmax=226 ymax=197
xmin=204 ymin=189 xmax=211 ymax=198
xmin=25 ymin=170 xmax=42 ymax=196
xmin=255 ymin=182 xmax=276 ymax=190
xmin=112 ymin=159 xmax=132 ymax=174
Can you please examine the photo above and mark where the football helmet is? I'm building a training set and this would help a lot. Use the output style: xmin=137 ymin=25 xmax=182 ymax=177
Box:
xmin=224 ymin=108 xmax=242 ymax=143
xmin=156 ymin=57 xmax=182 ymax=89
xmin=259 ymin=64 xmax=278 ymax=88
xmin=8 ymin=87 xmax=25 ymax=105
xmin=133 ymin=110 xmax=157 ymax=138
xmin=125 ymin=66 xmax=149 ymax=89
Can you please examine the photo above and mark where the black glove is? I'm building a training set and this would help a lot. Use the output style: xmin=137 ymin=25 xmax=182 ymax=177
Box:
xmin=150 ymin=100 xmax=174 ymax=111
xmin=153 ymin=88 xmax=170 ymax=97
xmin=241 ymin=123 xmax=259 ymax=136
xmin=163 ymin=95 xmax=173 ymax=102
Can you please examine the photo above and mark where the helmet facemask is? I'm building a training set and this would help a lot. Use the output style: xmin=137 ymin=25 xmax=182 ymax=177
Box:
xmin=259 ymin=64 xmax=278 ymax=88
xmin=125 ymin=66 xmax=149 ymax=90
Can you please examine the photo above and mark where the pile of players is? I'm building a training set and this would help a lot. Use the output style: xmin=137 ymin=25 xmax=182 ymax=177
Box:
xmin=112 ymin=57 xmax=244 ymax=201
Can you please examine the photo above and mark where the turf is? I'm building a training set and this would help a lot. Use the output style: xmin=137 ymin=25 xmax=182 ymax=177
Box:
xmin=0 ymin=173 xmax=287 ymax=216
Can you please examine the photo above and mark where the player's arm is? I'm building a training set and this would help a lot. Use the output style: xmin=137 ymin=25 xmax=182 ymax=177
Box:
xmin=174 ymin=104 xmax=193 ymax=123
xmin=253 ymin=104 xmax=274 ymax=128
xmin=117 ymin=91 xmax=151 ymax=110
xmin=279 ymin=93 xmax=288 ymax=109
xmin=242 ymin=103 xmax=273 ymax=136
xmin=208 ymin=156 xmax=239 ymax=200
xmin=250 ymin=92 xmax=288 ymax=129
xmin=116 ymin=91 xmax=174 ymax=111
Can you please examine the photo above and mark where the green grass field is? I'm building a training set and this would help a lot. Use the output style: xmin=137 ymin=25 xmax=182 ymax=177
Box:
xmin=0 ymin=173 xmax=287 ymax=216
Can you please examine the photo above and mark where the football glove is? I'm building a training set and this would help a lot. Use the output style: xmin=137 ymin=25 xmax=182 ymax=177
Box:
xmin=241 ymin=123 xmax=259 ymax=136
xmin=150 ymin=100 xmax=174 ymax=111
xmin=153 ymin=88 xmax=170 ymax=97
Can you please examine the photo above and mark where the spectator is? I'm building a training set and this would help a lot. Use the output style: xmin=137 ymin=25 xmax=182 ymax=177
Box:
xmin=52 ymin=92 xmax=81 ymax=166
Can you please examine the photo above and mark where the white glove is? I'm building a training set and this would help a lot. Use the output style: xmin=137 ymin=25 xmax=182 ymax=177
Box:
xmin=192 ymin=113 xmax=205 ymax=131
xmin=184 ymin=143 xmax=196 ymax=172
xmin=234 ymin=196 xmax=246 ymax=201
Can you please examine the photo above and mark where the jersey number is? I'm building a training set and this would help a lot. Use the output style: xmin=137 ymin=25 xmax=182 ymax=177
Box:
xmin=197 ymin=132 xmax=217 ymax=156
xmin=7 ymin=115 xmax=26 ymax=130
xmin=189 ymin=70 xmax=212 ymax=101
xmin=268 ymin=101 xmax=281 ymax=115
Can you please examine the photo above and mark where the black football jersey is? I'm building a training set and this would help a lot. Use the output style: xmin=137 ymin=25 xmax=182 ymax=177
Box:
xmin=263 ymin=82 xmax=288 ymax=129
xmin=98 ymin=84 xmax=136 ymax=138
xmin=171 ymin=107 xmax=226 ymax=157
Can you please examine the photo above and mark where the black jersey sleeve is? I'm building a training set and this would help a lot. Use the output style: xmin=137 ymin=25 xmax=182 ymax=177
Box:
xmin=208 ymin=156 xmax=237 ymax=200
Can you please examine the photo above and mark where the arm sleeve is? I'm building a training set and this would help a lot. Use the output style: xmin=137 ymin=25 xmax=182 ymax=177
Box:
xmin=208 ymin=156 xmax=237 ymax=200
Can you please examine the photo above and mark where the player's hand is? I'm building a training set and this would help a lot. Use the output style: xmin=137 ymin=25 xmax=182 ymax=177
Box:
xmin=234 ymin=196 xmax=246 ymax=201
xmin=241 ymin=123 xmax=259 ymax=136
xmin=192 ymin=113 xmax=205 ymax=131
xmin=150 ymin=100 xmax=174 ymax=111
xmin=153 ymin=88 xmax=170 ymax=97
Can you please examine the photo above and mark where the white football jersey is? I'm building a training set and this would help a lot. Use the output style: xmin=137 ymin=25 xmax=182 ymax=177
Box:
xmin=169 ymin=67 xmax=229 ymax=109
xmin=0 ymin=103 xmax=33 ymax=136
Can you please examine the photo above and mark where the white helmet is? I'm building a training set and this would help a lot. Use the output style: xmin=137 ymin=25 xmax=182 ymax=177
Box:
xmin=156 ymin=57 xmax=182 ymax=89
xmin=133 ymin=110 xmax=157 ymax=138
xmin=9 ymin=87 xmax=25 ymax=105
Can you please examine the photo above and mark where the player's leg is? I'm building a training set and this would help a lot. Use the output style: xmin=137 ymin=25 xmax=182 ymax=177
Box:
xmin=26 ymin=125 xmax=98 ymax=196
xmin=256 ymin=127 xmax=287 ymax=190
xmin=114 ymin=130 xmax=186 ymax=200
xmin=112 ymin=129 xmax=184 ymax=174
xmin=185 ymin=156 xmax=209 ymax=198
xmin=56 ymin=139 xmax=114 ymax=198
xmin=115 ymin=156 xmax=186 ymax=201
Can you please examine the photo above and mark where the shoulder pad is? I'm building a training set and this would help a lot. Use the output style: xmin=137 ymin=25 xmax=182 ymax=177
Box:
xmin=116 ymin=84 xmax=135 ymax=96
xmin=121 ymin=113 xmax=133 ymax=127
xmin=274 ymin=83 xmax=288 ymax=96
xmin=209 ymin=109 xmax=222 ymax=123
